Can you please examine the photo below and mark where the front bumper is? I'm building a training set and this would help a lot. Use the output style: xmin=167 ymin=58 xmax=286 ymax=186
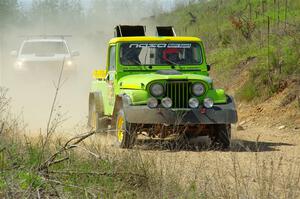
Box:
xmin=123 ymin=97 xmax=238 ymax=125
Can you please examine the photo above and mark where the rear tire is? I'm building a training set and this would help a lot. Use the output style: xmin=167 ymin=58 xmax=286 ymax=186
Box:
xmin=115 ymin=110 xmax=137 ymax=149
xmin=211 ymin=124 xmax=231 ymax=150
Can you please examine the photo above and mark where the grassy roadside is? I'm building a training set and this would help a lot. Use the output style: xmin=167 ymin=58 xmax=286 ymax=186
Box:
xmin=0 ymin=88 xmax=189 ymax=198
xmin=0 ymin=123 xmax=184 ymax=198
xmin=157 ymin=0 xmax=300 ymax=102
xmin=1 ymin=124 xmax=300 ymax=198
xmin=0 ymin=88 xmax=300 ymax=198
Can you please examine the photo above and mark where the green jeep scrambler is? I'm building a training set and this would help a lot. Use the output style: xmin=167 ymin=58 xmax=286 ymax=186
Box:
xmin=89 ymin=26 xmax=238 ymax=149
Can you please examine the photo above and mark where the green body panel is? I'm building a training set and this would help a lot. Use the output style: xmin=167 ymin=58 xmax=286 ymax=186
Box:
xmin=206 ymin=89 xmax=227 ymax=104
xmin=90 ymin=39 xmax=228 ymax=116
xmin=120 ymin=89 xmax=149 ymax=105
xmin=91 ymin=80 xmax=114 ymax=115
xmin=118 ymin=73 xmax=212 ymax=89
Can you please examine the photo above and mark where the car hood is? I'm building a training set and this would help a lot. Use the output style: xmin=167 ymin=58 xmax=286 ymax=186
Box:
xmin=17 ymin=54 xmax=71 ymax=62
xmin=119 ymin=72 xmax=212 ymax=90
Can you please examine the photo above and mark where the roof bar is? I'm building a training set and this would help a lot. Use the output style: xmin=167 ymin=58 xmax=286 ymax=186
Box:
xmin=156 ymin=26 xmax=176 ymax=36
xmin=114 ymin=25 xmax=146 ymax=37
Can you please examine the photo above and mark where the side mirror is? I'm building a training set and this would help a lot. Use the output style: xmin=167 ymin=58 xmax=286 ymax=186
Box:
xmin=71 ymin=50 xmax=80 ymax=57
xmin=207 ymin=64 xmax=211 ymax=71
xmin=92 ymin=69 xmax=106 ymax=80
xmin=10 ymin=50 xmax=18 ymax=57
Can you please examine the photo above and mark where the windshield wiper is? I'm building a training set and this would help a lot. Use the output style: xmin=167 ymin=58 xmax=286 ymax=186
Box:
xmin=165 ymin=59 xmax=179 ymax=66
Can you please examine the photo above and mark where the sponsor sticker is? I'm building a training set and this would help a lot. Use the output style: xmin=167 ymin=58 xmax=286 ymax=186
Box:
xmin=128 ymin=43 xmax=192 ymax=49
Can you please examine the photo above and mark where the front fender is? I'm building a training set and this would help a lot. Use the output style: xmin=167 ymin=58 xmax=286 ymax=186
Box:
xmin=119 ymin=89 xmax=149 ymax=105
xmin=206 ymin=89 xmax=227 ymax=104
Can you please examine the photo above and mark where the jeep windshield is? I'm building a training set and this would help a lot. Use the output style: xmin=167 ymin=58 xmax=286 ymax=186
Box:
xmin=21 ymin=41 xmax=68 ymax=55
xmin=120 ymin=42 xmax=202 ymax=66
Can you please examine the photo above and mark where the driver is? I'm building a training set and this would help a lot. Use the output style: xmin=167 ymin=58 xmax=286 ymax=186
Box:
xmin=121 ymin=44 xmax=142 ymax=65
xmin=162 ymin=48 xmax=182 ymax=64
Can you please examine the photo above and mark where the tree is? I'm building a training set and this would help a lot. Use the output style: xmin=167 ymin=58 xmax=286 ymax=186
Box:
xmin=0 ymin=0 xmax=21 ymax=28
xmin=29 ymin=0 xmax=84 ymax=32
xmin=0 ymin=0 xmax=21 ymax=85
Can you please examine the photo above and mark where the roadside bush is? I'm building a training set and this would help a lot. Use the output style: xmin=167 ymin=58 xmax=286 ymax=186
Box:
xmin=235 ymin=80 xmax=258 ymax=102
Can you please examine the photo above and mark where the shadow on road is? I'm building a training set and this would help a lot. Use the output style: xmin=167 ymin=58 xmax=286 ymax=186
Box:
xmin=230 ymin=139 xmax=294 ymax=152
xmin=134 ymin=137 xmax=294 ymax=152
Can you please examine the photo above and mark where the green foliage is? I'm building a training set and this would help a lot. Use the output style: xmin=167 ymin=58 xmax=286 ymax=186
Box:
xmin=0 ymin=130 xmax=188 ymax=198
xmin=236 ymin=80 xmax=258 ymax=101
xmin=157 ymin=0 xmax=300 ymax=102
xmin=29 ymin=0 xmax=84 ymax=31
xmin=18 ymin=171 xmax=44 ymax=190
xmin=0 ymin=0 xmax=21 ymax=29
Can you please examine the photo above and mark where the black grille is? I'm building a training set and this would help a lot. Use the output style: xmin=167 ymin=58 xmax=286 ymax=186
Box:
xmin=165 ymin=81 xmax=191 ymax=108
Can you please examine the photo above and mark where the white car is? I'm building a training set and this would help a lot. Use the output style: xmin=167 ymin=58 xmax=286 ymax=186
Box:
xmin=11 ymin=37 xmax=79 ymax=72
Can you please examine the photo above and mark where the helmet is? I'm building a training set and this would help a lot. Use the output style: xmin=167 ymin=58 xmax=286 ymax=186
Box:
xmin=162 ymin=48 xmax=181 ymax=63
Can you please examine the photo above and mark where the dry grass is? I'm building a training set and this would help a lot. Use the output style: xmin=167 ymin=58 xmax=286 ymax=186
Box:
xmin=1 ymin=88 xmax=300 ymax=198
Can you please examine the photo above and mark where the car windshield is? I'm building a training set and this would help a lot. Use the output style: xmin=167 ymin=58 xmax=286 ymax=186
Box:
xmin=21 ymin=41 xmax=68 ymax=55
xmin=120 ymin=42 xmax=202 ymax=66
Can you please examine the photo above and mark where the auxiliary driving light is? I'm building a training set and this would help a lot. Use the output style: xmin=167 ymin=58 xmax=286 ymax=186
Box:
xmin=189 ymin=98 xmax=199 ymax=108
xmin=147 ymin=97 xmax=158 ymax=108
xmin=203 ymin=98 xmax=214 ymax=108
xmin=161 ymin=97 xmax=172 ymax=108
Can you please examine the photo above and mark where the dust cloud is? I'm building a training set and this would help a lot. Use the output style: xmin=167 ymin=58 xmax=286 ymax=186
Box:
xmin=0 ymin=0 xmax=176 ymax=133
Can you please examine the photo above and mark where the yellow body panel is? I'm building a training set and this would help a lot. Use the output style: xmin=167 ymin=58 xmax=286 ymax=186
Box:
xmin=109 ymin=36 xmax=202 ymax=45
xmin=92 ymin=69 xmax=106 ymax=79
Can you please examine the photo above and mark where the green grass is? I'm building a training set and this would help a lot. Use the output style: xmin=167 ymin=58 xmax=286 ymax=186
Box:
xmin=157 ymin=0 xmax=300 ymax=102
xmin=0 ymin=132 xmax=157 ymax=198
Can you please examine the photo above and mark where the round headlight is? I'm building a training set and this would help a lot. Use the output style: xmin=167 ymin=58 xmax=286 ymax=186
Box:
xmin=150 ymin=83 xmax=164 ymax=97
xmin=189 ymin=98 xmax=199 ymax=108
xmin=161 ymin=97 xmax=172 ymax=108
xmin=147 ymin=97 xmax=158 ymax=108
xmin=192 ymin=83 xmax=205 ymax=96
xmin=203 ymin=98 xmax=214 ymax=108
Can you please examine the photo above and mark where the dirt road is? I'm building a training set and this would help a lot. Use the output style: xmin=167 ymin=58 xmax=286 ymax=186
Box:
xmin=83 ymin=122 xmax=300 ymax=197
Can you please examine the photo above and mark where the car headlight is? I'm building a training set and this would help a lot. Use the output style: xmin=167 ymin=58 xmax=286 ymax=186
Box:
xmin=16 ymin=61 xmax=23 ymax=67
xmin=192 ymin=83 xmax=205 ymax=96
xmin=161 ymin=97 xmax=172 ymax=108
xmin=150 ymin=83 xmax=164 ymax=97
xmin=203 ymin=98 xmax=214 ymax=108
xmin=15 ymin=61 xmax=26 ymax=70
xmin=66 ymin=60 xmax=73 ymax=66
xmin=189 ymin=98 xmax=199 ymax=108
xmin=147 ymin=97 xmax=158 ymax=108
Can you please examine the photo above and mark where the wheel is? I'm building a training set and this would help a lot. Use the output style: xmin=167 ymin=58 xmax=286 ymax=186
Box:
xmin=211 ymin=124 xmax=231 ymax=149
xmin=88 ymin=93 xmax=105 ymax=131
xmin=115 ymin=110 xmax=137 ymax=149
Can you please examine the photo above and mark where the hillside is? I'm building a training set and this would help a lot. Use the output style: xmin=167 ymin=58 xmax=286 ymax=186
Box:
xmin=157 ymin=0 xmax=300 ymax=127
xmin=1 ymin=0 xmax=300 ymax=198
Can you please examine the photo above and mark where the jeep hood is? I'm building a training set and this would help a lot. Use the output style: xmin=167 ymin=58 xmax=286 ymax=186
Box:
xmin=119 ymin=73 xmax=212 ymax=90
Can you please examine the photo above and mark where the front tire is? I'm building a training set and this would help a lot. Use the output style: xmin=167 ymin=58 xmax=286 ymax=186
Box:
xmin=115 ymin=110 xmax=137 ymax=149
xmin=211 ymin=124 xmax=231 ymax=149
